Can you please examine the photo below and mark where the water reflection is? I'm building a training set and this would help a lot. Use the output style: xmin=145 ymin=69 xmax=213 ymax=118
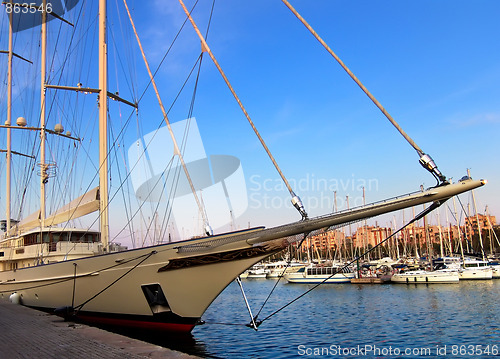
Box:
xmin=94 ymin=325 xmax=214 ymax=358
xmin=99 ymin=280 xmax=500 ymax=358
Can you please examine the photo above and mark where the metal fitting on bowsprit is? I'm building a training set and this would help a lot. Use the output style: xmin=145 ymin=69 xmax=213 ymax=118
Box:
xmin=419 ymin=153 xmax=447 ymax=183
xmin=291 ymin=194 xmax=308 ymax=219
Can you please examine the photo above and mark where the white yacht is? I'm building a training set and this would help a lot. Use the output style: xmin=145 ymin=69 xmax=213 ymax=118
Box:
xmin=391 ymin=269 xmax=459 ymax=284
xmin=460 ymin=258 xmax=493 ymax=280
xmin=284 ymin=264 xmax=355 ymax=284
xmin=265 ymin=261 xmax=305 ymax=278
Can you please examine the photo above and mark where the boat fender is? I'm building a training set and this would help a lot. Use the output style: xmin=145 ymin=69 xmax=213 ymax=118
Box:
xmin=54 ymin=306 xmax=77 ymax=321
xmin=9 ymin=292 xmax=21 ymax=305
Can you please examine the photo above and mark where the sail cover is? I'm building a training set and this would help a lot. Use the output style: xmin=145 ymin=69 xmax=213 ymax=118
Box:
xmin=44 ymin=187 xmax=100 ymax=227
xmin=16 ymin=187 xmax=100 ymax=232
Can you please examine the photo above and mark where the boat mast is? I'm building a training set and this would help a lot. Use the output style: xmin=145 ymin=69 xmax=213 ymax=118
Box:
xmin=5 ymin=1 xmax=13 ymax=234
xmin=436 ymin=211 xmax=444 ymax=258
xmin=452 ymin=196 xmax=465 ymax=262
xmin=99 ymin=0 xmax=109 ymax=250
xmin=40 ymin=0 xmax=47 ymax=228
xmin=468 ymin=169 xmax=485 ymax=260
xmin=122 ymin=0 xmax=213 ymax=236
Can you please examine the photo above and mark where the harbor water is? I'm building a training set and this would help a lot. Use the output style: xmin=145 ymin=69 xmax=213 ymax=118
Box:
xmin=126 ymin=279 xmax=500 ymax=358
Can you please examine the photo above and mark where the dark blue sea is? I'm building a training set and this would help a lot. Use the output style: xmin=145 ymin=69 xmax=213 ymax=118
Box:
xmin=140 ymin=279 xmax=500 ymax=358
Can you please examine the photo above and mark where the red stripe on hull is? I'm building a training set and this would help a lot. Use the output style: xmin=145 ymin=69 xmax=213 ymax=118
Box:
xmin=77 ymin=314 xmax=196 ymax=333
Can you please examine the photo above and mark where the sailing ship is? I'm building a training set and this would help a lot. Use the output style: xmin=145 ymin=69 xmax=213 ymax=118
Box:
xmin=0 ymin=0 xmax=487 ymax=333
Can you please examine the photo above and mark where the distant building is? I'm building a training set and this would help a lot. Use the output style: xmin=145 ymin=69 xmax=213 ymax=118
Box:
xmin=293 ymin=213 xmax=497 ymax=258
xmin=308 ymin=230 xmax=345 ymax=251
xmin=352 ymin=225 xmax=392 ymax=248
xmin=465 ymin=214 xmax=496 ymax=234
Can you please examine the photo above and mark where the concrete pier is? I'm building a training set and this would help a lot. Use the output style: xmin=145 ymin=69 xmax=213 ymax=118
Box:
xmin=0 ymin=300 xmax=198 ymax=358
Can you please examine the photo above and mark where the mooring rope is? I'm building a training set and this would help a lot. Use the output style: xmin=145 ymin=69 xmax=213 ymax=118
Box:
xmin=280 ymin=0 xmax=447 ymax=185
xmin=74 ymin=250 xmax=156 ymax=313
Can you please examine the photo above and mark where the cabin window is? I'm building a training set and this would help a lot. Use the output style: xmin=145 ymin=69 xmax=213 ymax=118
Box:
xmin=0 ymin=252 xmax=4 ymax=257
xmin=43 ymin=233 xmax=50 ymax=243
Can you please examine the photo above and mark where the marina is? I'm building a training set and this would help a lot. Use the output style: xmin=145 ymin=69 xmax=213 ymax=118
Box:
xmin=131 ymin=279 xmax=500 ymax=358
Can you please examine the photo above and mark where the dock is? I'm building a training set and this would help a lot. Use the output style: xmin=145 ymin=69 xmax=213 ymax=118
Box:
xmin=351 ymin=276 xmax=392 ymax=284
xmin=0 ymin=299 xmax=198 ymax=358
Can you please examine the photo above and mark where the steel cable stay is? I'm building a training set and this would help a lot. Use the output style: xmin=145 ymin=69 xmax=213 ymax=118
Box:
xmin=251 ymin=232 xmax=311 ymax=323
xmin=107 ymin=49 xmax=203 ymax=245
xmin=123 ymin=0 xmax=217 ymax=236
xmin=253 ymin=200 xmax=444 ymax=330
xmin=281 ymin=0 xmax=447 ymax=186
xmin=177 ymin=0 xmax=308 ymax=220
xmin=0 ymin=250 xmax=154 ymax=296
xmin=57 ymin=45 xmax=204 ymax=250
xmin=202 ymin=200 xmax=445 ymax=330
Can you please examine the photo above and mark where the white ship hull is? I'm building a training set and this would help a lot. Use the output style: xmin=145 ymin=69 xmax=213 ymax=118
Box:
xmin=284 ymin=265 xmax=355 ymax=284
xmin=459 ymin=267 xmax=493 ymax=280
xmin=284 ymin=272 xmax=355 ymax=284
xmin=391 ymin=270 xmax=459 ymax=283
xmin=0 ymin=228 xmax=275 ymax=332
xmin=460 ymin=258 xmax=493 ymax=280
xmin=491 ymin=265 xmax=500 ymax=279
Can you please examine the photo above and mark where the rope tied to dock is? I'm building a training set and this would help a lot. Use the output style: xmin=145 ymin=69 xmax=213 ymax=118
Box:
xmin=73 ymin=250 xmax=157 ymax=313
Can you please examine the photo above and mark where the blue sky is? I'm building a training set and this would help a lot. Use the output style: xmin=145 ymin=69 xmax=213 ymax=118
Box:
xmin=1 ymin=0 xmax=498 ymax=241
xmin=123 ymin=0 xmax=500 ymax=230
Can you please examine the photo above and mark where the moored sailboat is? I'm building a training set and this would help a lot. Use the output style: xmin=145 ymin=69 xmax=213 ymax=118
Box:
xmin=391 ymin=269 xmax=459 ymax=284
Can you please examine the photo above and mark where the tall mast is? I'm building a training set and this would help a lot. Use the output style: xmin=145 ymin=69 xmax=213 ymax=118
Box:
xmin=40 ymin=0 xmax=47 ymax=227
xmin=453 ymin=196 xmax=465 ymax=262
xmin=468 ymin=169 xmax=485 ymax=260
xmin=436 ymin=211 xmax=444 ymax=258
xmin=6 ymin=1 xmax=13 ymax=233
xmin=99 ymin=0 xmax=109 ymax=249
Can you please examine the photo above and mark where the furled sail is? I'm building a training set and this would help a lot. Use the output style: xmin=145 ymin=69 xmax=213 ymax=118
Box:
xmin=16 ymin=187 xmax=100 ymax=232
xmin=16 ymin=210 xmax=41 ymax=232
xmin=44 ymin=187 xmax=100 ymax=227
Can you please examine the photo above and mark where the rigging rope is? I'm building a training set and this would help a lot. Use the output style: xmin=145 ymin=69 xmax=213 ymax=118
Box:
xmin=123 ymin=0 xmax=213 ymax=236
xmin=253 ymin=232 xmax=310 ymax=322
xmin=242 ymin=200 xmax=444 ymax=329
xmin=280 ymin=0 xmax=447 ymax=185
xmin=177 ymin=0 xmax=308 ymax=219
xmin=74 ymin=250 xmax=157 ymax=313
